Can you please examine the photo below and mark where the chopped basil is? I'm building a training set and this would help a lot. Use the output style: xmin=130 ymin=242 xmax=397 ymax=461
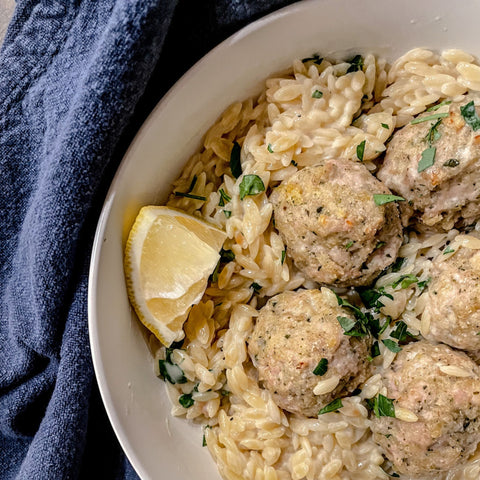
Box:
xmin=410 ymin=112 xmax=448 ymax=125
xmin=425 ymin=118 xmax=443 ymax=146
xmin=223 ymin=210 xmax=232 ymax=218
xmin=312 ymin=89 xmax=323 ymax=99
xmin=159 ymin=348 xmax=187 ymax=385
xmin=368 ymin=341 xmax=381 ymax=361
xmin=382 ymin=339 xmax=402 ymax=353
xmin=443 ymin=246 xmax=455 ymax=255
xmin=345 ymin=240 xmax=354 ymax=250
xmin=218 ymin=189 xmax=231 ymax=207
xmin=239 ymin=174 xmax=265 ymax=200
xmin=426 ymin=100 xmax=452 ymax=112
xmin=418 ymin=147 xmax=436 ymax=172
xmin=460 ymin=100 xmax=480 ymax=131
xmin=373 ymin=194 xmax=405 ymax=206
xmin=318 ymin=398 xmax=343 ymax=415
xmin=358 ymin=287 xmax=393 ymax=313
xmin=391 ymin=273 xmax=418 ymax=289
xmin=444 ymin=158 xmax=459 ymax=167
xmin=337 ymin=315 xmax=357 ymax=333
xmin=267 ymin=143 xmax=274 ymax=153
xmin=313 ymin=358 xmax=329 ymax=376
xmin=178 ymin=393 xmax=194 ymax=408
xmin=230 ymin=141 xmax=242 ymax=178
xmin=381 ymin=123 xmax=389 ymax=129
xmin=302 ymin=53 xmax=323 ymax=65
xmin=281 ymin=249 xmax=286 ymax=264
xmin=390 ymin=321 xmax=409 ymax=342
xmin=356 ymin=140 xmax=366 ymax=161
xmin=391 ymin=257 xmax=406 ymax=272
xmin=346 ymin=55 xmax=363 ymax=73
xmin=370 ymin=393 xmax=396 ymax=418
xmin=174 ymin=191 xmax=207 ymax=201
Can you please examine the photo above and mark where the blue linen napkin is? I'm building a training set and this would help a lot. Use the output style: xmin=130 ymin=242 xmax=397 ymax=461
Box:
xmin=0 ymin=0 xmax=295 ymax=478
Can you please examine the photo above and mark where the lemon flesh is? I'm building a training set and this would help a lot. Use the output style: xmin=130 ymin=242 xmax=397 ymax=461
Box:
xmin=124 ymin=206 xmax=226 ymax=346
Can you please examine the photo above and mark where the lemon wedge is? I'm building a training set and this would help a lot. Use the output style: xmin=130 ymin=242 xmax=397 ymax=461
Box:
xmin=124 ymin=206 xmax=226 ymax=346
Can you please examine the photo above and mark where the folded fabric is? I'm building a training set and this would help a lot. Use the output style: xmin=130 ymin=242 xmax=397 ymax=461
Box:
xmin=0 ymin=0 xmax=295 ymax=478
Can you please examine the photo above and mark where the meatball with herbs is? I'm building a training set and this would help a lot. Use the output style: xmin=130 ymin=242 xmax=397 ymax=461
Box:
xmin=270 ymin=159 xmax=403 ymax=287
xmin=370 ymin=341 xmax=480 ymax=477
xmin=422 ymin=241 xmax=480 ymax=351
xmin=377 ymin=98 xmax=480 ymax=230
xmin=247 ymin=288 xmax=372 ymax=417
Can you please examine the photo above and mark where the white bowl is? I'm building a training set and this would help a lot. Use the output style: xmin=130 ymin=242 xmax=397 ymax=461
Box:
xmin=88 ymin=1 xmax=480 ymax=478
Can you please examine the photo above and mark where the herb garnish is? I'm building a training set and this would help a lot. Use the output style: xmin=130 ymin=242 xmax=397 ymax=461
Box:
xmin=443 ymin=246 xmax=455 ymax=255
xmin=356 ymin=140 xmax=366 ymax=161
xmin=345 ymin=240 xmax=354 ymax=250
xmin=302 ymin=53 xmax=323 ymax=65
xmin=410 ymin=112 xmax=448 ymax=125
xmin=159 ymin=347 xmax=187 ymax=384
xmin=391 ymin=273 xmax=418 ymax=289
xmin=318 ymin=398 xmax=343 ymax=415
xmin=312 ymin=89 xmax=323 ymax=99
xmin=382 ymin=339 xmax=402 ymax=353
xmin=381 ymin=123 xmax=389 ymax=129
xmin=281 ymin=249 xmax=286 ymax=264
xmin=267 ymin=143 xmax=274 ymax=153
xmin=358 ymin=287 xmax=393 ymax=313
xmin=417 ymin=278 xmax=431 ymax=291
xmin=230 ymin=141 xmax=242 ymax=178
xmin=313 ymin=358 xmax=329 ymax=376
xmin=418 ymin=147 xmax=436 ymax=172
xmin=346 ymin=55 xmax=363 ymax=73
xmin=239 ymin=174 xmax=265 ymax=200
xmin=218 ymin=188 xmax=231 ymax=207
xmin=426 ymin=100 xmax=452 ymax=112
xmin=444 ymin=158 xmax=459 ymax=167
xmin=368 ymin=341 xmax=381 ymax=361
xmin=425 ymin=118 xmax=443 ymax=146
xmin=460 ymin=100 xmax=480 ymax=131
xmin=178 ymin=393 xmax=194 ymax=408
xmin=367 ymin=393 xmax=396 ymax=418
xmin=223 ymin=210 xmax=232 ymax=218
xmin=373 ymin=194 xmax=405 ymax=206
xmin=174 ymin=191 xmax=207 ymax=201
xmin=250 ymin=282 xmax=262 ymax=292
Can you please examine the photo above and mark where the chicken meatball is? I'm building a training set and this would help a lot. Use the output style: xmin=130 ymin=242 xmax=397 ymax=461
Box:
xmin=370 ymin=341 xmax=480 ymax=477
xmin=247 ymin=288 xmax=372 ymax=417
xmin=422 ymin=240 xmax=480 ymax=351
xmin=377 ymin=98 xmax=480 ymax=230
xmin=270 ymin=159 xmax=403 ymax=287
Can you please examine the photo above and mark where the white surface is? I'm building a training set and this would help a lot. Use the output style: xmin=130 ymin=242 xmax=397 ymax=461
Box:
xmin=88 ymin=1 xmax=480 ymax=479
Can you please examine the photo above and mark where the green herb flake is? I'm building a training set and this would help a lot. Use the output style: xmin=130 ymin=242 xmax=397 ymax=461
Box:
xmin=391 ymin=257 xmax=406 ymax=272
xmin=178 ymin=393 xmax=194 ymax=408
xmin=250 ymin=282 xmax=262 ymax=292
xmin=302 ymin=53 xmax=323 ymax=65
xmin=368 ymin=341 xmax=381 ymax=361
xmin=202 ymin=425 xmax=212 ymax=447
xmin=313 ymin=358 xmax=329 ymax=376
xmin=358 ymin=287 xmax=393 ymax=313
xmin=218 ymin=189 xmax=232 ymax=207
xmin=346 ymin=55 xmax=364 ymax=73
xmin=373 ymin=194 xmax=405 ymax=206
xmin=174 ymin=191 xmax=207 ymax=201
xmin=312 ymin=89 xmax=323 ymax=99
xmin=425 ymin=118 xmax=443 ymax=146
xmin=443 ymin=246 xmax=455 ymax=255
xmin=417 ymin=277 xmax=431 ymax=291
xmin=220 ymin=248 xmax=235 ymax=263
xmin=223 ymin=210 xmax=232 ymax=218
xmin=356 ymin=140 xmax=366 ymax=161
xmin=382 ymin=339 xmax=402 ymax=353
xmin=345 ymin=240 xmax=354 ymax=250
xmin=460 ymin=100 xmax=480 ymax=131
xmin=239 ymin=174 xmax=265 ymax=200
xmin=369 ymin=393 xmax=396 ymax=418
xmin=426 ymin=100 xmax=452 ymax=112
xmin=444 ymin=158 xmax=459 ymax=167
xmin=391 ymin=273 xmax=418 ymax=289
xmin=230 ymin=141 xmax=242 ymax=178
xmin=410 ymin=112 xmax=449 ymax=125
xmin=281 ymin=249 xmax=287 ymax=264
xmin=381 ymin=123 xmax=389 ymax=129
xmin=418 ymin=147 xmax=436 ymax=172
xmin=159 ymin=348 xmax=187 ymax=385
xmin=267 ymin=143 xmax=274 ymax=153
xmin=390 ymin=321 xmax=409 ymax=342
xmin=188 ymin=175 xmax=198 ymax=192
xmin=318 ymin=398 xmax=343 ymax=415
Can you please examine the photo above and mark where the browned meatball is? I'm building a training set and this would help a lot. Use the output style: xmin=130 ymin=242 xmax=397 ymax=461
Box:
xmin=423 ymin=242 xmax=480 ymax=351
xmin=247 ymin=288 xmax=372 ymax=417
xmin=370 ymin=341 xmax=480 ymax=477
xmin=270 ymin=159 xmax=403 ymax=287
xmin=377 ymin=98 xmax=480 ymax=230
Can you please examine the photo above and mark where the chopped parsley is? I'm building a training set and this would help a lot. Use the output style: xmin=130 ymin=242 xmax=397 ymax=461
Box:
xmin=418 ymin=147 xmax=436 ymax=172
xmin=220 ymin=248 xmax=235 ymax=262
xmin=302 ymin=53 xmax=323 ymax=65
xmin=373 ymin=194 xmax=405 ymax=206
xmin=318 ymin=398 xmax=343 ymax=415
xmin=368 ymin=341 xmax=381 ymax=361
xmin=426 ymin=99 xmax=452 ymax=112
xmin=267 ymin=143 xmax=274 ymax=153
xmin=230 ymin=141 xmax=242 ymax=178
xmin=391 ymin=273 xmax=418 ymax=289
xmin=356 ymin=140 xmax=366 ymax=161
xmin=410 ymin=112 xmax=448 ymax=125
xmin=390 ymin=321 xmax=409 ymax=342
xmin=443 ymin=158 xmax=459 ymax=167
xmin=250 ymin=282 xmax=262 ymax=293
xmin=345 ymin=240 xmax=354 ymax=250
xmin=417 ymin=277 xmax=431 ymax=291
xmin=281 ymin=249 xmax=286 ymax=264
xmin=381 ymin=123 xmax=389 ymax=129
xmin=346 ymin=55 xmax=364 ymax=73
xmin=443 ymin=246 xmax=455 ymax=255
xmin=460 ymin=100 xmax=480 ymax=131
xmin=382 ymin=339 xmax=402 ymax=353
xmin=239 ymin=174 xmax=265 ymax=200
xmin=223 ymin=210 xmax=232 ymax=218
xmin=391 ymin=257 xmax=406 ymax=272
xmin=178 ymin=393 xmax=194 ymax=408
xmin=159 ymin=347 xmax=187 ymax=384
xmin=313 ymin=358 xmax=329 ymax=376
xmin=312 ymin=89 xmax=323 ymax=99
xmin=358 ymin=287 xmax=393 ymax=313
xmin=367 ymin=393 xmax=396 ymax=418
xmin=425 ymin=118 xmax=443 ymax=146
xmin=218 ymin=189 xmax=231 ymax=207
